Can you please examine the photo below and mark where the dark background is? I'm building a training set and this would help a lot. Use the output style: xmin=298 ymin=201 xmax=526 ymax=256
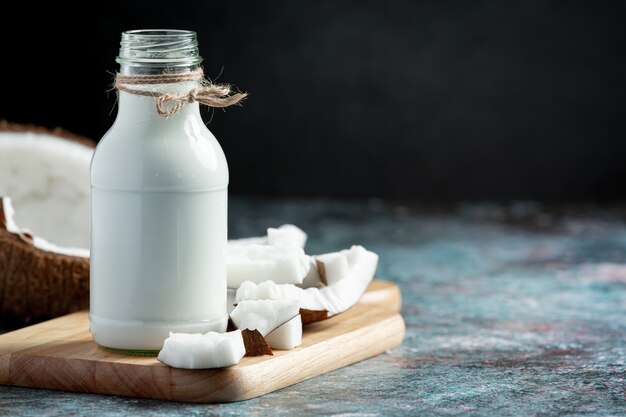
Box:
xmin=2 ymin=1 xmax=625 ymax=201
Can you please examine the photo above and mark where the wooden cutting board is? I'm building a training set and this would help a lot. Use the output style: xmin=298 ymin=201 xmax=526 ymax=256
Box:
xmin=0 ymin=280 xmax=404 ymax=403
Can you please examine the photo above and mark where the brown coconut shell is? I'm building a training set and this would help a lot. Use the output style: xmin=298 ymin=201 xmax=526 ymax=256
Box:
xmin=0 ymin=122 xmax=95 ymax=323
xmin=241 ymin=329 xmax=273 ymax=356
xmin=300 ymin=308 xmax=329 ymax=325
xmin=315 ymin=259 xmax=328 ymax=286
xmin=0 ymin=120 xmax=95 ymax=149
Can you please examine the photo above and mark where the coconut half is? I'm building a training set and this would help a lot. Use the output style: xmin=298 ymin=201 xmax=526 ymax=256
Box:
xmin=0 ymin=122 xmax=93 ymax=322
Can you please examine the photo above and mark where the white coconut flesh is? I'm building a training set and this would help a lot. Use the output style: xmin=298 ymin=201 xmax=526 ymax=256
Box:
xmin=228 ymin=224 xmax=307 ymax=249
xmin=227 ymin=244 xmax=311 ymax=288
xmin=226 ymin=225 xmax=310 ymax=311
xmin=226 ymin=225 xmax=310 ymax=288
xmin=157 ymin=330 xmax=246 ymax=369
xmin=1 ymin=198 xmax=87 ymax=258
xmin=0 ymin=130 xmax=92 ymax=257
xmin=299 ymin=258 xmax=324 ymax=288
xmin=230 ymin=299 xmax=300 ymax=337
xmin=315 ymin=251 xmax=350 ymax=286
xmin=265 ymin=314 xmax=303 ymax=350
xmin=267 ymin=224 xmax=307 ymax=248
xmin=235 ymin=245 xmax=379 ymax=316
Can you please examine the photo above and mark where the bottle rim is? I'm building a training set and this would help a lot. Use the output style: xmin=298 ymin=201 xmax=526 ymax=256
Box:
xmin=116 ymin=29 xmax=203 ymax=69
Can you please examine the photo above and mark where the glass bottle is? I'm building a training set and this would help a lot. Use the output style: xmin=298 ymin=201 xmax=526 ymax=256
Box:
xmin=89 ymin=30 xmax=228 ymax=353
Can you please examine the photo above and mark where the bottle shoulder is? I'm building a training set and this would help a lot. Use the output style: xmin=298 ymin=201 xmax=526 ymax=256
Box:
xmin=91 ymin=117 xmax=229 ymax=191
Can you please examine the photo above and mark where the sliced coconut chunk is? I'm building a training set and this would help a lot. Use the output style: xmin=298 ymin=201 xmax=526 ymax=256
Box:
xmin=236 ymin=280 xmax=327 ymax=311
xmin=157 ymin=330 xmax=246 ymax=369
xmin=236 ymin=246 xmax=378 ymax=317
xmin=227 ymin=244 xmax=310 ymax=288
xmin=315 ymin=252 xmax=350 ymax=286
xmin=344 ymin=244 xmax=378 ymax=278
xmin=266 ymin=314 xmax=302 ymax=350
xmin=299 ymin=258 xmax=323 ymax=288
xmin=230 ymin=299 xmax=300 ymax=336
xmin=228 ymin=224 xmax=307 ymax=249
xmin=267 ymin=224 xmax=307 ymax=249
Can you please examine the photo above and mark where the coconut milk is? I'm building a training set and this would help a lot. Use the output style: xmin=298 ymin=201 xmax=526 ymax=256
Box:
xmin=90 ymin=30 xmax=229 ymax=351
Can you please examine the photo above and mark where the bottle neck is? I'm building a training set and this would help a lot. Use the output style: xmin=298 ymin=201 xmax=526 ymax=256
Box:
xmin=116 ymin=66 xmax=202 ymax=125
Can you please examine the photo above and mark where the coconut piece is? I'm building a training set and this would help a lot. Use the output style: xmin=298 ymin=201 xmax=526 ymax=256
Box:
xmin=236 ymin=280 xmax=327 ymax=311
xmin=157 ymin=330 xmax=246 ymax=369
xmin=315 ymin=252 xmax=350 ymax=286
xmin=344 ymin=244 xmax=378 ymax=279
xmin=230 ymin=299 xmax=300 ymax=336
xmin=227 ymin=244 xmax=310 ymax=288
xmin=266 ymin=314 xmax=302 ymax=350
xmin=267 ymin=224 xmax=307 ymax=249
xmin=315 ymin=260 xmax=328 ymax=286
xmin=299 ymin=246 xmax=374 ymax=289
xmin=236 ymin=245 xmax=378 ymax=318
xmin=299 ymin=258 xmax=324 ymax=288
xmin=228 ymin=224 xmax=307 ymax=249
xmin=227 ymin=225 xmax=310 ymax=288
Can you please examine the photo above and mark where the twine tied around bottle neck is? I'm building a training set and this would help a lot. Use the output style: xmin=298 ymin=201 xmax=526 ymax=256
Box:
xmin=114 ymin=68 xmax=247 ymax=117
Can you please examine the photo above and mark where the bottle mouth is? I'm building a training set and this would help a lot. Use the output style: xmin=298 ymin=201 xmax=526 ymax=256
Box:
xmin=116 ymin=29 xmax=203 ymax=69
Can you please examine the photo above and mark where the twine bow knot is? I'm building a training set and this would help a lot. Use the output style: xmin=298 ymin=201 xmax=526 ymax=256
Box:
xmin=115 ymin=69 xmax=247 ymax=117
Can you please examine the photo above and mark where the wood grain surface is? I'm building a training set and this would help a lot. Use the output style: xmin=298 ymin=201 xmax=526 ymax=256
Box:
xmin=0 ymin=280 xmax=404 ymax=403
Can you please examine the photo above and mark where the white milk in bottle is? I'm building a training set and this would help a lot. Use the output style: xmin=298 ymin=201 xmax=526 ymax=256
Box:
xmin=90 ymin=30 xmax=230 ymax=352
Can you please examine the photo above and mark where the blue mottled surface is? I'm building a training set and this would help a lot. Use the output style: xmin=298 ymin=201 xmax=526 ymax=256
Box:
xmin=1 ymin=198 xmax=625 ymax=416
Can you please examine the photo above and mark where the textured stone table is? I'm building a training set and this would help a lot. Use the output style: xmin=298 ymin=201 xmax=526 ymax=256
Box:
xmin=1 ymin=198 xmax=625 ymax=416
